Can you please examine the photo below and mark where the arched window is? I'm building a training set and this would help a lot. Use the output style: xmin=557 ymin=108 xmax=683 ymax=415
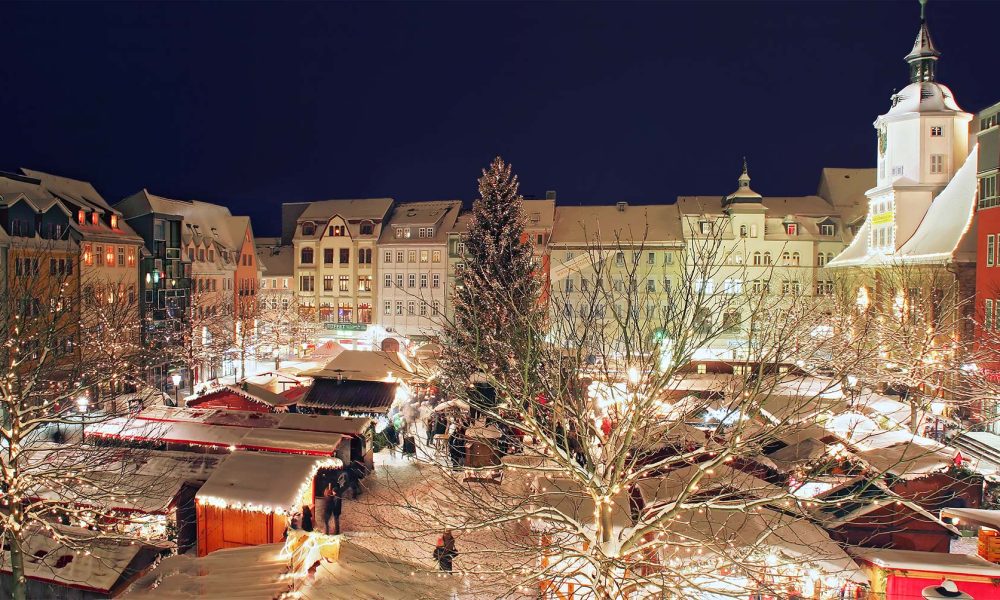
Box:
xmin=300 ymin=247 xmax=314 ymax=264
xmin=302 ymin=222 xmax=316 ymax=236
xmin=781 ymin=251 xmax=791 ymax=265
xmin=763 ymin=252 xmax=772 ymax=265
xmin=827 ymin=253 xmax=835 ymax=264
xmin=791 ymin=252 xmax=800 ymax=266
xmin=739 ymin=224 xmax=748 ymax=238
xmin=753 ymin=252 xmax=762 ymax=266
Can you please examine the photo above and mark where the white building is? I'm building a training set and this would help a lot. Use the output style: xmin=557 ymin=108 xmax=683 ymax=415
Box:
xmin=376 ymin=200 xmax=461 ymax=340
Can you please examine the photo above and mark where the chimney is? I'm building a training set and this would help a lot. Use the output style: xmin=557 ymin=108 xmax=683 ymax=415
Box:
xmin=616 ymin=201 xmax=627 ymax=212
xmin=546 ymin=190 xmax=557 ymax=200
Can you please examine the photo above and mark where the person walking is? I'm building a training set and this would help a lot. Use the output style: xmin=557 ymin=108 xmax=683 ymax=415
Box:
xmin=448 ymin=428 xmax=466 ymax=469
xmin=436 ymin=530 xmax=457 ymax=572
xmin=300 ymin=505 xmax=314 ymax=532
xmin=347 ymin=460 xmax=365 ymax=499
xmin=384 ymin=420 xmax=399 ymax=458
xmin=322 ymin=484 xmax=343 ymax=535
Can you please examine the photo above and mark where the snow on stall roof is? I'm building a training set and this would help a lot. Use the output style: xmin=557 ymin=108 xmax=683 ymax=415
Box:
xmin=848 ymin=546 xmax=1000 ymax=577
xmin=0 ymin=523 xmax=159 ymax=595
xmin=132 ymin=405 xmax=371 ymax=436
xmin=277 ymin=412 xmax=371 ymax=436
xmin=87 ymin=416 xmax=344 ymax=455
xmin=123 ymin=543 xmax=291 ymax=599
xmin=196 ymin=451 xmax=340 ymax=511
xmin=637 ymin=464 xmax=784 ymax=508
xmin=303 ymin=540 xmax=466 ymax=599
xmin=536 ymin=478 xmax=633 ymax=531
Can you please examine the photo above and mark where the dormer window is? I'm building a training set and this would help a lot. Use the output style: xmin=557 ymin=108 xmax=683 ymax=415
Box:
xmin=699 ymin=221 xmax=711 ymax=235
xmin=330 ymin=225 xmax=346 ymax=237
xmin=404 ymin=227 xmax=411 ymax=239
xmin=395 ymin=227 xmax=404 ymax=238
xmin=785 ymin=223 xmax=798 ymax=236
xmin=820 ymin=223 xmax=835 ymax=236
xmin=739 ymin=224 xmax=748 ymax=238
xmin=91 ymin=213 xmax=99 ymax=226
xmin=78 ymin=210 xmax=86 ymax=225
xmin=302 ymin=222 xmax=316 ymax=236
xmin=110 ymin=214 xmax=119 ymax=229
xmin=360 ymin=221 xmax=374 ymax=235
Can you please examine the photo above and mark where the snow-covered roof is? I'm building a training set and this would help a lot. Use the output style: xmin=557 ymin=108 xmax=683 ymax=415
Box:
xmin=308 ymin=350 xmax=416 ymax=382
xmin=885 ymin=82 xmax=962 ymax=118
xmin=549 ymin=203 xmax=684 ymax=246
xmin=535 ymin=477 xmax=634 ymax=531
xmin=637 ymin=464 xmax=784 ymax=508
xmin=941 ymin=507 xmax=1000 ymax=532
xmin=829 ymin=145 xmax=978 ymax=268
xmin=377 ymin=200 xmax=461 ymax=245
xmin=848 ymin=546 xmax=1000 ymax=577
xmin=86 ymin=416 xmax=344 ymax=456
xmin=0 ymin=524 xmax=161 ymax=595
xmin=196 ymin=451 xmax=340 ymax=513
xmin=123 ymin=542 xmax=292 ymax=599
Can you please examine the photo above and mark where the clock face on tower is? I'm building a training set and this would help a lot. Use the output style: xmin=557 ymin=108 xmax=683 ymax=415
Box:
xmin=878 ymin=124 xmax=888 ymax=157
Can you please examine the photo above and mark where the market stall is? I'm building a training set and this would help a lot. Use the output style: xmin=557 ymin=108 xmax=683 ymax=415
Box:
xmin=940 ymin=508 xmax=1000 ymax=563
xmin=195 ymin=451 xmax=341 ymax=556
xmin=850 ymin=547 xmax=1000 ymax=599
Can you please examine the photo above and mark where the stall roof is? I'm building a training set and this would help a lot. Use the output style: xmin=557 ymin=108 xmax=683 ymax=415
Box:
xmin=86 ymin=417 xmax=343 ymax=456
xmin=637 ymin=464 xmax=785 ymax=508
xmin=808 ymin=477 xmax=959 ymax=534
xmin=0 ymin=524 xmax=162 ymax=596
xmin=306 ymin=350 xmax=416 ymax=382
xmin=535 ymin=478 xmax=634 ymax=532
xmin=126 ymin=405 xmax=372 ymax=437
xmin=940 ymin=507 xmax=1000 ymax=531
xmin=196 ymin=452 xmax=341 ymax=513
xmin=848 ymin=547 xmax=1000 ymax=577
xmin=299 ymin=379 xmax=398 ymax=414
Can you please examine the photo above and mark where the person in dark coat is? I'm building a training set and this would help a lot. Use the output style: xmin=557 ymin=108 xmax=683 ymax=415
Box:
xmin=301 ymin=505 xmax=314 ymax=532
xmin=322 ymin=484 xmax=343 ymax=535
xmin=347 ymin=460 xmax=365 ymax=498
xmin=426 ymin=413 xmax=438 ymax=446
xmin=384 ymin=421 xmax=399 ymax=457
xmin=434 ymin=530 xmax=458 ymax=572
xmin=448 ymin=428 xmax=466 ymax=469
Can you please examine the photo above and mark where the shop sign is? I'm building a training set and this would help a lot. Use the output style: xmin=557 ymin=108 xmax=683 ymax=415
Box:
xmin=324 ymin=323 xmax=368 ymax=332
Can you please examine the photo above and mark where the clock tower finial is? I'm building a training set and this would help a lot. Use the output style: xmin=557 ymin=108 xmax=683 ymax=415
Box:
xmin=906 ymin=0 xmax=940 ymax=83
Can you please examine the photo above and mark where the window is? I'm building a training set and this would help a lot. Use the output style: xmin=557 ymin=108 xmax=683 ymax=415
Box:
xmin=432 ymin=250 xmax=441 ymax=263
xmin=78 ymin=210 xmax=86 ymax=225
xmin=979 ymin=175 xmax=998 ymax=209
xmin=989 ymin=235 xmax=996 ymax=267
xmin=739 ymin=224 xmax=748 ymax=238
xmin=359 ymin=276 xmax=372 ymax=292
xmin=283 ymin=278 xmax=289 ymax=289
xmin=699 ymin=221 xmax=711 ymax=235
xmin=300 ymin=275 xmax=314 ymax=291
xmin=302 ymin=222 xmax=316 ymax=236
xmin=301 ymin=247 xmax=314 ymax=264
xmin=407 ymin=300 xmax=415 ymax=315
xmin=340 ymin=248 xmax=350 ymax=264
xmin=384 ymin=274 xmax=392 ymax=287
xmin=384 ymin=251 xmax=392 ymax=263
xmin=930 ymin=126 xmax=943 ymax=137
xmin=417 ymin=228 xmax=426 ymax=238
xmin=338 ymin=303 xmax=353 ymax=323
xmin=324 ymin=248 xmax=335 ymax=264
xmin=408 ymin=274 xmax=416 ymax=288
xmin=420 ymin=250 xmax=429 ymax=263
xmin=208 ymin=249 xmax=214 ymax=262
xmin=408 ymin=250 xmax=416 ymax=263
xmin=722 ymin=278 xmax=742 ymax=294
xmin=358 ymin=248 xmax=372 ymax=264
xmin=404 ymin=228 xmax=411 ymax=239
xmin=565 ymin=279 xmax=574 ymax=293
xmin=432 ymin=273 xmax=440 ymax=288
xmin=892 ymin=165 xmax=904 ymax=176
xmin=384 ymin=301 xmax=392 ymax=316
xmin=535 ymin=233 xmax=543 ymax=245
xmin=457 ymin=241 xmax=466 ymax=256
xmin=647 ymin=252 xmax=655 ymax=265
xmin=395 ymin=227 xmax=404 ymax=238
xmin=339 ymin=275 xmax=349 ymax=292
xmin=615 ymin=252 xmax=625 ymax=266
xmin=785 ymin=223 xmax=798 ymax=235
xmin=791 ymin=252 xmax=800 ymax=266
xmin=49 ymin=258 xmax=57 ymax=275
xmin=763 ymin=252 xmax=771 ymax=265
xmin=646 ymin=279 xmax=656 ymax=292
xmin=696 ymin=364 xmax=707 ymax=375
xmin=433 ymin=300 xmax=440 ymax=315
xmin=753 ymin=252 xmax=762 ymax=266
xmin=117 ymin=246 xmax=125 ymax=266
xmin=396 ymin=250 xmax=404 ymax=263
xmin=930 ymin=154 xmax=945 ymax=174
xmin=360 ymin=222 xmax=374 ymax=235
xmin=580 ymin=278 xmax=589 ymax=291
xmin=820 ymin=224 xmax=835 ymax=236
xmin=781 ymin=251 xmax=791 ymax=265
xmin=96 ymin=245 xmax=104 ymax=266
xmin=987 ymin=299 xmax=994 ymax=332
xmin=330 ymin=225 xmax=346 ymax=236
xmin=419 ymin=274 xmax=427 ymax=288
xmin=420 ymin=301 xmax=428 ymax=316
xmin=396 ymin=273 xmax=404 ymax=287
xmin=324 ymin=275 xmax=334 ymax=291
xmin=664 ymin=253 xmax=673 ymax=265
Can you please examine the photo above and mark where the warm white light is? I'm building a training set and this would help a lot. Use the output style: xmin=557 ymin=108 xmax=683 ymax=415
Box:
xmin=930 ymin=401 xmax=946 ymax=416
xmin=171 ymin=372 xmax=182 ymax=387
xmin=76 ymin=396 xmax=89 ymax=413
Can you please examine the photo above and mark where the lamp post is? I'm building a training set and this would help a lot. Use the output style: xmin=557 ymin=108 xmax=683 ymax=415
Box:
xmin=171 ymin=372 xmax=182 ymax=407
xmin=76 ymin=396 xmax=89 ymax=439
xmin=273 ymin=347 xmax=281 ymax=371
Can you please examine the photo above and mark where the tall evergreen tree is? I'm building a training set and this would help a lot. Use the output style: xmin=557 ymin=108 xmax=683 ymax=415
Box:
xmin=441 ymin=156 xmax=542 ymax=396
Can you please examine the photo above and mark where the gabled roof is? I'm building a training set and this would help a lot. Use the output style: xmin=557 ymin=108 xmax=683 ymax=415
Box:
xmin=522 ymin=199 xmax=556 ymax=229
xmin=297 ymin=198 xmax=394 ymax=222
xmin=377 ymin=200 xmax=461 ymax=245
xmin=255 ymin=238 xmax=294 ymax=277
xmin=21 ymin=167 xmax=114 ymax=212
xmin=550 ymin=203 xmax=683 ymax=245
xmin=118 ymin=189 xmax=251 ymax=252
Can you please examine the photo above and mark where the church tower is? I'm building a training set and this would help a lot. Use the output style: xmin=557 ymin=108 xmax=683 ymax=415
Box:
xmin=867 ymin=0 xmax=972 ymax=255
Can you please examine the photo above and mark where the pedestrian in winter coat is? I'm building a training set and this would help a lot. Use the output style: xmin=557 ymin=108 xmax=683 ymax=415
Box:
xmin=448 ymin=429 xmax=466 ymax=469
xmin=425 ymin=413 xmax=438 ymax=446
xmin=322 ymin=484 xmax=343 ymax=535
xmin=434 ymin=531 xmax=458 ymax=572
xmin=384 ymin=422 xmax=399 ymax=457
xmin=301 ymin=505 xmax=314 ymax=532
xmin=347 ymin=460 xmax=365 ymax=498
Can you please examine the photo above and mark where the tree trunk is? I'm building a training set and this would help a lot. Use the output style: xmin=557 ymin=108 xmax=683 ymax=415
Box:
xmin=9 ymin=534 xmax=27 ymax=600
xmin=910 ymin=400 xmax=920 ymax=434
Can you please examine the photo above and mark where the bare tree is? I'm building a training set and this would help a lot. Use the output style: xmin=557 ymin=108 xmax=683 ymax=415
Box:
xmin=0 ymin=246 xmax=169 ymax=600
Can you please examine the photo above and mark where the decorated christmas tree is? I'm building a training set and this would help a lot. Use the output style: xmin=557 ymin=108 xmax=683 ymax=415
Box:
xmin=440 ymin=156 xmax=542 ymax=398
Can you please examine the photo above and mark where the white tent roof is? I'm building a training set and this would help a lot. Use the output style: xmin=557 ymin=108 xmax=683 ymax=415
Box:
xmin=849 ymin=546 xmax=1000 ymax=577
xmin=196 ymin=452 xmax=340 ymax=513
xmin=636 ymin=464 xmax=785 ymax=508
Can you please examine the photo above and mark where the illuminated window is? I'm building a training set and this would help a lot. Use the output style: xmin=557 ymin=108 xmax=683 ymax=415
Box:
xmin=420 ymin=250 xmax=429 ymax=263
xmin=384 ymin=301 xmax=391 ymax=315
xmin=110 ymin=214 xmax=119 ymax=229
xmin=432 ymin=250 xmax=441 ymax=263
xmin=117 ymin=246 xmax=125 ymax=266
xmin=77 ymin=210 xmax=86 ymax=225
xmin=83 ymin=243 xmax=93 ymax=266
xmin=408 ymin=250 xmax=416 ymax=263
xmin=339 ymin=275 xmax=349 ymax=292
xmin=785 ymin=223 xmax=798 ymax=235
xmin=91 ymin=212 xmax=99 ymax=226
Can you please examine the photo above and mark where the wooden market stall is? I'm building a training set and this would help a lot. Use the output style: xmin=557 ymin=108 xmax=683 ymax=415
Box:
xmin=940 ymin=508 xmax=1000 ymax=563
xmin=186 ymin=382 xmax=298 ymax=413
xmin=849 ymin=547 xmax=1000 ymax=599
xmin=195 ymin=451 xmax=341 ymax=556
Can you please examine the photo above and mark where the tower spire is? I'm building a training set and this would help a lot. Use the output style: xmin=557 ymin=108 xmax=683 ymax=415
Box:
xmin=906 ymin=0 xmax=940 ymax=83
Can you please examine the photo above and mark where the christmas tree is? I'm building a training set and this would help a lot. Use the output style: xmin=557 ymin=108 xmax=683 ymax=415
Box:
xmin=441 ymin=156 xmax=542 ymax=397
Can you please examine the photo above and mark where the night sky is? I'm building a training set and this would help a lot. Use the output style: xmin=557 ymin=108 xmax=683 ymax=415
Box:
xmin=3 ymin=1 xmax=994 ymax=236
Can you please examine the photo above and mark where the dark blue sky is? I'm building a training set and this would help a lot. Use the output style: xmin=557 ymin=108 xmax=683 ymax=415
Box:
xmin=3 ymin=1 xmax=994 ymax=236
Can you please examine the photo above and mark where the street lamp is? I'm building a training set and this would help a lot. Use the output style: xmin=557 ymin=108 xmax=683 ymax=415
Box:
xmin=171 ymin=372 xmax=182 ymax=407
xmin=76 ymin=396 xmax=89 ymax=439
